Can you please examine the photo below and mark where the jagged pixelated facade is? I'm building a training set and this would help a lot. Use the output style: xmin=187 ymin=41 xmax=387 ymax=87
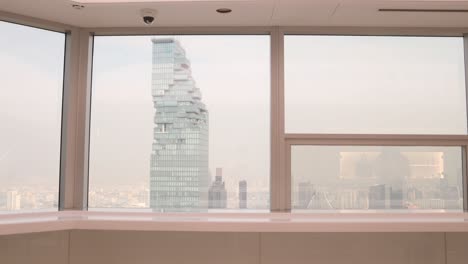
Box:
xmin=150 ymin=38 xmax=209 ymax=212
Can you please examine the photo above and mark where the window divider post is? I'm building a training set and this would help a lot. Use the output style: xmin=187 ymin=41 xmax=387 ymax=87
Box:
xmin=59 ymin=28 xmax=93 ymax=211
xmin=271 ymin=27 xmax=289 ymax=212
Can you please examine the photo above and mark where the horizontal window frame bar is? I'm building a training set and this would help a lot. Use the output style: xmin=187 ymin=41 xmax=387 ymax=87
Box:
xmin=285 ymin=134 xmax=468 ymax=146
xmin=89 ymin=26 xmax=274 ymax=36
xmin=279 ymin=26 xmax=468 ymax=37
xmin=87 ymin=26 xmax=468 ymax=37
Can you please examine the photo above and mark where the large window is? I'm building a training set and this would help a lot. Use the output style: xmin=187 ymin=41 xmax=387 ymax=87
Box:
xmin=0 ymin=21 xmax=65 ymax=212
xmin=3 ymin=24 xmax=465 ymax=214
xmin=285 ymin=35 xmax=467 ymax=212
xmin=285 ymin=36 xmax=467 ymax=134
xmin=89 ymin=35 xmax=270 ymax=212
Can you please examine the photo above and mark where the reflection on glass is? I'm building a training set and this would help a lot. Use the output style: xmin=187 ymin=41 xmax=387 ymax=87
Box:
xmin=292 ymin=146 xmax=463 ymax=211
xmin=0 ymin=21 xmax=65 ymax=212
xmin=89 ymin=36 xmax=270 ymax=211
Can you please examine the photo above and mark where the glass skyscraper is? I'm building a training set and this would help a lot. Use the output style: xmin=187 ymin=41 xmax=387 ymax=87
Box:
xmin=150 ymin=38 xmax=209 ymax=212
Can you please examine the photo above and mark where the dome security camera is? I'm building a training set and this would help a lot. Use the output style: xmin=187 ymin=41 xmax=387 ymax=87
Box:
xmin=141 ymin=9 xmax=157 ymax=25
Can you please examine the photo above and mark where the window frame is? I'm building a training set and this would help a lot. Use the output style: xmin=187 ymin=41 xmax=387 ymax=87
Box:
xmin=2 ymin=10 xmax=468 ymax=214
xmin=86 ymin=30 xmax=273 ymax=211
xmin=285 ymin=135 xmax=468 ymax=212
xmin=277 ymin=28 xmax=468 ymax=212
xmin=0 ymin=11 xmax=73 ymax=212
xmin=84 ymin=27 xmax=468 ymax=213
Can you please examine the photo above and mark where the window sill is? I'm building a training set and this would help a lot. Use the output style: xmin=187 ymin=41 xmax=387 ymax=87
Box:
xmin=1 ymin=211 xmax=468 ymax=236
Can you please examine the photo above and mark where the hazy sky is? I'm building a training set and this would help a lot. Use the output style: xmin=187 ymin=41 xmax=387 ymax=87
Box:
xmin=286 ymin=36 xmax=467 ymax=134
xmin=0 ymin=21 xmax=64 ymax=187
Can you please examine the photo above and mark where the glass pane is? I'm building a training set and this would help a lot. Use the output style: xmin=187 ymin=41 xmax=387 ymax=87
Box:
xmin=285 ymin=36 xmax=467 ymax=134
xmin=0 ymin=22 xmax=65 ymax=213
xmin=89 ymin=36 xmax=270 ymax=212
xmin=292 ymin=146 xmax=463 ymax=211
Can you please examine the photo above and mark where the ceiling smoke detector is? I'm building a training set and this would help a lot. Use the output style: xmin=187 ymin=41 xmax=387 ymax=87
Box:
xmin=141 ymin=8 xmax=157 ymax=25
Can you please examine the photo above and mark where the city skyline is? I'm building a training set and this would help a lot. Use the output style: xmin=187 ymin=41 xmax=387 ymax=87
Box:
xmin=2 ymin=21 xmax=465 ymax=212
xmin=293 ymin=146 xmax=463 ymax=211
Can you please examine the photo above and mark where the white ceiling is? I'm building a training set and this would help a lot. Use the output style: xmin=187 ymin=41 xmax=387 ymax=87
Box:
xmin=1 ymin=0 xmax=468 ymax=28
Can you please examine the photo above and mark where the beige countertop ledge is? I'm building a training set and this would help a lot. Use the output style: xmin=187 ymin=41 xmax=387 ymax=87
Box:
xmin=1 ymin=211 xmax=468 ymax=235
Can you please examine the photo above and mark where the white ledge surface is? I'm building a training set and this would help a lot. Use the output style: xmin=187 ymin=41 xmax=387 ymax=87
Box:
xmin=1 ymin=211 xmax=468 ymax=235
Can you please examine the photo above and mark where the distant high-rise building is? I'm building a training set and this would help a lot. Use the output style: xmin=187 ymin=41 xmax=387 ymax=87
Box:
xmin=439 ymin=177 xmax=462 ymax=210
xmin=308 ymin=191 xmax=334 ymax=209
xmin=356 ymin=190 xmax=370 ymax=209
xmin=442 ymin=148 xmax=462 ymax=187
xmin=373 ymin=148 xmax=408 ymax=209
xmin=368 ymin=184 xmax=391 ymax=209
xmin=6 ymin=191 xmax=21 ymax=210
xmin=150 ymin=38 xmax=209 ymax=212
xmin=414 ymin=199 xmax=446 ymax=209
xmin=297 ymin=182 xmax=315 ymax=209
xmin=0 ymin=192 xmax=6 ymax=209
xmin=208 ymin=168 xmax=227 ymax=209
xmin=407 ymin=187 xmax=423 ymax=201
xmin=239 ymin=180 xmax=247 ymax=209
